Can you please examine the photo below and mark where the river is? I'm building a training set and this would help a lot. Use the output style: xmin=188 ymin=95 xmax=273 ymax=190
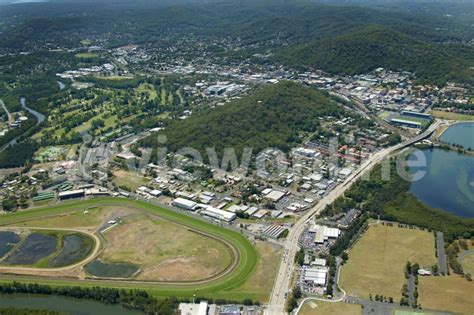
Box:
xmin=408 ymin=148 xmax=474 ymax=218
xmin=0 ymin=294 xmax=143 ymax=315
xmin=20 ymin=97 xmax=46 ymax=125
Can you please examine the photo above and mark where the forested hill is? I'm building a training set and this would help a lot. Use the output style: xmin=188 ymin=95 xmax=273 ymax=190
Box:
xmin=141 ymin=81 xmax=344 ymax=158
xmin=1 ymin=0 xmax=472 ymax=84
xmin=276 ymin=25 xmax=474 ymax=85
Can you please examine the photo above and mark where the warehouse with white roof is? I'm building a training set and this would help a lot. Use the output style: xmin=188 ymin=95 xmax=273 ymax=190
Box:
xmin=200 ymin=207 xmax=236 ymax=222
xmin=302 ymin=267 xmax=328 ymax=286
xmin=312 ymin=224 xmax=341 ymax=244
xmin=172 ymin=198 xmax=198 ymax=211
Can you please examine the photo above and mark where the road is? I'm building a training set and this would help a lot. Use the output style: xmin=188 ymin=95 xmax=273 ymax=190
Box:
xmin=436 ymin=231 xmax=448 ymax=275
xmin=266 ymin=121 xmax=440 ymax=314
xmin=407 ymin=274 xmax=416 ymax=307
xmin=0 ymin=99 xmax=12 ymax=127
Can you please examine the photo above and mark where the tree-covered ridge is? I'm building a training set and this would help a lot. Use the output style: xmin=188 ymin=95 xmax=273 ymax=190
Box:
xmin=141 ymin=81 xmax=344 ymax=157
xmin=276 ymin=25 xmax=474 ymax=85
xmin=1 ymin=1 xmax=472 ymax=85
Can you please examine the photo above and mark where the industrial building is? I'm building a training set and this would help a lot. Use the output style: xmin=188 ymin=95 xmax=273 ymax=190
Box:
xmin=262 ymin=224 xmax=286 ymax=239
xmin=311 ymin=224 xmax=341 ymax=244
xmin=200 ymin=207 xmax=236 ymax=222
xmin=58 ymin=189 xmax=85 ymax=200
xmin=311 ymin=258 xmax=327 ymax=267
xmin=337 ymin=209 xmax=361 ymax=229
xmin=302 ymin=267 xmax=328 ymax=287
xmin=264 ymin=189 xmax=286 ymax=202
xmin=149 ymin=189 xmax=162 ymax=197
xmin=172 ymin=198 xmax=198 ymax=211
xmin=178 ymin=301 xmax=211 ymax=315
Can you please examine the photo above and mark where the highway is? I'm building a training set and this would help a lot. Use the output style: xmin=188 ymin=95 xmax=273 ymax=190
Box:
xmin=265 ymin=121 xmax=440 ymax=314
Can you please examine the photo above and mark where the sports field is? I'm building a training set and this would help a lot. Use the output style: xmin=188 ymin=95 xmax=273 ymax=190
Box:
xmin=0 ymin=198 xmax=260 ymax=300
xmin=299 ymin=300 xmax=362 ymax=315
xmin=418 ymin=274 xmax=474 ymax=314
xmin=339 ymin=224 xmax=437 ymax=300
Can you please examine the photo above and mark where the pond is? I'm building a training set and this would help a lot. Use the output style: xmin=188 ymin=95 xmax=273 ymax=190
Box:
xmin=48 ymin=233 xmax=94 ymax=267
xmin=0 ymin=294 xmax=143 ymax=315
xmin=4 ymin=233 xmax=57 ymax=265
xmin=0 ymin=231 xmax=20 ymax=258
xmin=84 ymin=259 xmax=139 ymax=278
xmin=440 ymin=122 xmax=474 ymax=149
xmin=408 ymin=148 xmax=474 ymax=218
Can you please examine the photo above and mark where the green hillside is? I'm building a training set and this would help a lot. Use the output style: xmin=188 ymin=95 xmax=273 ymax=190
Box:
xmin=276 ymin=25 xmax=474 ymax=85
xmin=141 ymin=81 xmax=344 ymax=158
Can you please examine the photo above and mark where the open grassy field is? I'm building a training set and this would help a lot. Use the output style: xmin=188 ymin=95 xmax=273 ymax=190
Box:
xmin=0 ymin=198 xmax=260 ymax=301
xmin=460 ymin=251 xmax=474 ymax=275
xmin=299 ymin=300 xmax=362 ymax=315
xmin=100 ymin=213 xmax=233 ymax=281
xmin=135 ymin=83 xmax=158 ymax=101
xmin=418 ymin=275 xmax=474 ymax=314
xmin=75 ymin=53 xmax=100 ymax=59
xmin=232 ymin=241 xmax=281 ymax=302
xmin=429 ymin=110 xmax=474 ymax=121
xmin=339 ymin=224 xmax=437 ymax=300
xmin=18 ymin=206 xmax=133 ymax=230
xmin=112 ymin=170 xmax=148 ymax=191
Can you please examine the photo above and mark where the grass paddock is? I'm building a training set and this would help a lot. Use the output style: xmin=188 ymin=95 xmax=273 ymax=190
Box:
xmin=418 ymin=274 xmax=474 ymax=314
xmin=339 ymin=223 xmax=436 ymax=300
xmin=299 ymin=300 xmax=362 ymax=315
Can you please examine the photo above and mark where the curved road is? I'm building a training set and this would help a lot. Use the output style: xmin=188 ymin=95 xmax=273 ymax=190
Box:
xmin=266 ymin=121 xmax=441 ymax=314
xmin=0 ymin=227 xmax=101 ymax=272
xmin=0 ymin=99 xmax=12 ymax=127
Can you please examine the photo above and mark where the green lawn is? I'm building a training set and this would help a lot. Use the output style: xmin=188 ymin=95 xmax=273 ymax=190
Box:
xmin=75 ymin=53 xmax=99 ymax=59
xmin=430 ymin=110 xmax=474 ymax=121
xmin=0 ymin=198 xmax=260 ymax=301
